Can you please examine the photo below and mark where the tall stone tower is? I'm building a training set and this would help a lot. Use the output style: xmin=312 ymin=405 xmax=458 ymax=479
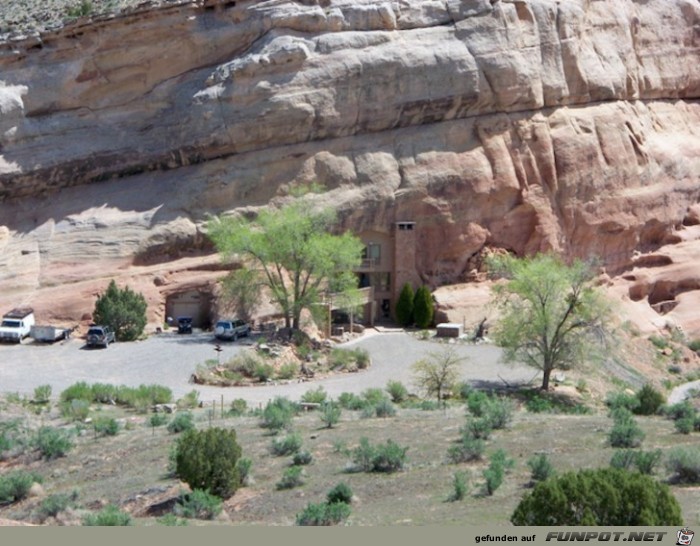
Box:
xmin=392 ymin=221 xmax=419 ymax=308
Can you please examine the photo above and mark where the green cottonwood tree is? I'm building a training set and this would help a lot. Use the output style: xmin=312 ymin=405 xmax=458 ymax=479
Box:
xmin=395 ymin=283 xmax=414 ymax=327
xmin=490 ymin=254 xmax=610 ymax=391
xmin=208 ymin=195 xmax=363 ymax=330
xmin=93 ymin=280 xmax=147 ymax=341
xmin=413 ymin=285 xmax=434 ymax=329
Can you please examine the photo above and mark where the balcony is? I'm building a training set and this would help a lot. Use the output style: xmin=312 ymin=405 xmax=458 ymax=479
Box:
xmin=358 ymin=257 xmax=380 ymax=270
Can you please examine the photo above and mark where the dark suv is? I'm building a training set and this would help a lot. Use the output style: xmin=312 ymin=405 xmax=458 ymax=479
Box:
xmin=86 ymin=325 xmax=115 ymax=348
xmin=177 ymin=317 xmax=193 ymax=334
xmin=214 ymin=319 xmax=251 ymax=341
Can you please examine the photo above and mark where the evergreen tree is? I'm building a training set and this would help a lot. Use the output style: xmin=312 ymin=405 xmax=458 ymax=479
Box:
xmin=93 ymin=280 xmax=147 ymax=341
xmin=395 ymin=283 xmax=414 ymax=327
xmin=413 ymin=285 xmax=434 ymax=328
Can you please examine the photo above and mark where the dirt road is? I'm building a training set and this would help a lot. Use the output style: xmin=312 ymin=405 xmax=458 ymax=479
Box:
xmin=0 ymin=330 xmax=537 ymax=406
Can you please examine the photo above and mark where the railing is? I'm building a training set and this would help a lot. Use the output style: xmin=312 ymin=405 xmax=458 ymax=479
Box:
xmin=359 ymin=258 xmax=380 ymax=269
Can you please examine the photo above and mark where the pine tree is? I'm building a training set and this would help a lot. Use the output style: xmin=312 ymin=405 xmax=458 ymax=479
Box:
xmin=413 ymin=285 xmax=434 ymax=328
xmin=395 ymin=283 xmax=414 ymax=327
xmin=93 ymin=280 xmax=147 ymax=341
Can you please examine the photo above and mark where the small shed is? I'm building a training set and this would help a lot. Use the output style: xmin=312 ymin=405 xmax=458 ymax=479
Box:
xmin=436 ymin=323 xmax=463 ymax=338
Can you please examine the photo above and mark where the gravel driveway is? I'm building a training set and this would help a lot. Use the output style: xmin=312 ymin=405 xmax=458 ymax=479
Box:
xmin=0 ymin=331 xmax=537 ymax=407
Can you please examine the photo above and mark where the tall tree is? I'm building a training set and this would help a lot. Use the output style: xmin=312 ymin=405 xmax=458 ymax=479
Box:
xmin=413 ymin=285 xmax=434 ymax=329
xmin=412 ymin=347 xmax=465 ymax=406
xmin=395 ymin=283 xmax=414 ymax=327
xmin=208 ymin=196 xmax=363 ymax=330
xmin=490 ymin=254 xmax=610 ymax=391
xmin=93 ymin=280 xmax=147 ymax=341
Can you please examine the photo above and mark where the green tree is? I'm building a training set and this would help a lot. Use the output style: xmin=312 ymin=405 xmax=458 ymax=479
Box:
xmin=511 ymin=467 xmax=683 ymax=525
xmin=490 ymin=254 xmax=609 ymax=391
xmin=395 ymin=283 xmax=414 ymax=327
xmin=208 ymin=193 xmax=363 ymax=330
xmin=93 ymin=280 xmax=147 ymax=341
xmin=219 ymin=268 xmax=263 ymax=323
xmin=412 ymin=348 xmax=464 ymax=406
xmin=175 ymin=428 xmax=242 ymax=499
xmin=413 ymin=285 xmax=434 ymax=329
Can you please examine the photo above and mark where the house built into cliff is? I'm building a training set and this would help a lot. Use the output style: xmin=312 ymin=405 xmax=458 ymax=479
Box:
xmin=354 ymin=221 xmax=420 ymax=324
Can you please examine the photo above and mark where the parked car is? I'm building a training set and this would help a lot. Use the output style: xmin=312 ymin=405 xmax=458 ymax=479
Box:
xmin=86 ymin=325 xmax=115 ymax=348
xmin=0 ymin=308 xmax=35 ymax=343
xmin=177 ymin=316 xmax=193 ymax=334
xmin=214 ymin=318 xmax=251 ymax=341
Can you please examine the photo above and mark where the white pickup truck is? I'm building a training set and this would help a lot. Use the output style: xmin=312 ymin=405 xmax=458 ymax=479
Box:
xmin=0 ymin=308 xmax=35 ymax=343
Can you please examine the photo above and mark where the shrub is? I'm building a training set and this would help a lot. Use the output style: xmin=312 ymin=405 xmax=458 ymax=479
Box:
xmin=648 ymin=335 xmax=669 ymax=350
xmin=92 ymin=279 xmax=147 ymax=341
xmin=82 ymin=504 xmax=132 ymax=526
xmin=467 ymin=390 xmax=491 ymax=417
xmin=236 ymin=457 xmax=252 ymax=486
xmin=337 ymin=392 xmax=367 ymax=411
xmin=293 ymin=450 xmax=313 ymax=466
xmin=60 ymin=382 xmax=93 ymax=403
xmin=353 ymin=348 xmax=370 ymax=369
xmin=675 ymin=417 xmax=694 ymax=434
xmin=296 ymin=501 xmax=351 ymax=526
xmin=60 ymin=399 xmax=90 ymax=422
xmin=525 ymin=395 xmax=554 ymax=413
xmin=413 ymin=285 xmax=434 ymax=328
xmin=319 ymin=401 xmax=342 ymax=428
xmin=609 ymin=449 xmax=637 ymax=471
xmin=687 ymin=339 xmax=700 ymax=352
xmin=663 ymin=401 xmax=697 ymax=421
xmin=606 ymin=391 xmax=641 ymax=413
xmin=149 ymin=413 xmax=169 ymax=427
xmin=253 ymin=362 xmax=275 ymax=382
xmin=276 ymin=362 xmax=298 ymax=380
xmin=0 ymin=470 xmax=42 ymax=504
xmin=351 ymin=437 xmax=407 ymax=473
xmin=276 ymin=466 xmax=304 ymax=490
xmin=386 ymin=381 xmax=408 ymax=403
xmin=511 ymin=468 xmax=683 ymax=525
xmin=528 ymin=454 xmax=555 ymax=483
xmin=447 ymin=434 xmax=486 ymax=463
xmin=174 ymin=489 xmax=222 ymax=520
xmin=608 ymin=409 xmax=645 ymax=448
xmin=448 ymin=471 xmax=469 ymax=502
xmin=271 ymin=433 xmax=302 ymax=456
xmin=395 ymin=283 xmax=414 ymax=326
xmin=361 ymin=388 xmax=389 ymax=406
xmin=229 ymin=398 xmax=248 ymax=416
xmin=634 ymin=384 xmax=665 ymax=415
xmin=93 ymin=416 xmax=119 ymax=437
xmin=634 ymin=449 xmax=663 ymax=475
xmin=464 ymin=417 xmax=493 ymax=440
xmin=260 ymin=397 xmax=298 ymax=433
xmin=167 ymin=412 xmax=194 ymax=434
xmin=176 ymin=390 xmax=200 ymax=410
xmin=37 ymin=491 xmax=78 ymax=521
xmin=157 ymin=513 xmax=188 ymax=526
xmin=374 ymin=398 xmax=396 ymax=418
xmin=90 ymin=383 xmax=117 ymax=404
xmin=33 ymin=384 xmax=52 ymax=404
xmin=483 ymin=458 xmax=505 ymax=496
xmin=175 ymin=427 xmax=242 ymax=498
xmin=326 ymin=482 xmax=353 ymax=505
xmin=33 ymin=426 xmax=73 ymax=459
xmin=472 ymin=394 xmax=514 ymax=429
xmin=301 ymin=387 xmax=327 ymax=405
xmin=666 ymin=446 xmax=700 ymax=484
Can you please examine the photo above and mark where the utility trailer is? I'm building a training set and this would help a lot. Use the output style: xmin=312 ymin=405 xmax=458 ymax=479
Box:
xmin=30 ymin=325 xmax=71 ymax=342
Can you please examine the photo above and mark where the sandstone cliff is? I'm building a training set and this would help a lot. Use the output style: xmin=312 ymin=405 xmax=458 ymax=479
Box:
xmin=0 ymin=0 xmax=698 ymax=331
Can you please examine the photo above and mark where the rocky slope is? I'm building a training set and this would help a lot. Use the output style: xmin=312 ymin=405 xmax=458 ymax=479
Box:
xmin=0 ymin=0 xmax=699 ymax=331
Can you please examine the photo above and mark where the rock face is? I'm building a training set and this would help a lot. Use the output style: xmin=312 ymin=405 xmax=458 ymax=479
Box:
xmin=0 ymin=0 xmax=698 ymax=329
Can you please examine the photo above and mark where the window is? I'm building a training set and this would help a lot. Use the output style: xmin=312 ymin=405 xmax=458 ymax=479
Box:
xmin=361 ymin=243 xmax=381 ymax=267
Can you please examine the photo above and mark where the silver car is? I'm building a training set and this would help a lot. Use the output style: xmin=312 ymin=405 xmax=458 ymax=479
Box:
xmin=214 ymin=319 xmax=251 ymax=341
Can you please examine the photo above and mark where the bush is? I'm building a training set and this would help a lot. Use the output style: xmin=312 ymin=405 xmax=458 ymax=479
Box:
xmin=175 ymin=427 xmax=242 ymax=498
xmin=362 ymin=388 xmax=389 ymax=406
xmin=463 ymin=417 xmax=493 ymax=440
xmin=351 ymin=437 xmax=407 ymax=473
xmin=0 ymin=470 xmax=42 ymax=504
xmin=413 ymin=285 xmax=434 ymax=329
xmin=157 ymin=514 xmax=188 ymax=526
xmin=229 ymin=398 xmax=248 ymax=417
xmin=649 ymin=335 xmax=669 ymax=350
xmin=167 ymin=412 xmax=194 ymax=434
xmin=60 ymin=399 xmax=90 ymax=422
xmin=337 ymin=392 xmax=367 ymax=411
xmin=82 ymin=504 xmax=132 ymax=526
xmin=276 ymin=466 xmax=304 ymax=490
xmin=33 ymin=426 xmax=73 ymax=459
xmin=663 ymin=401 xmax=697 ymax=421
xmin=326 ymin=482 xmax=353 ymax=505
xmin=296 ymin=501 xmax=351 ymax=526
xmin=90 ymin=383 xmax=117 ymax=404
xmin=527 ymin=454 xmax=555 ymax=483
xmin=174 ymin=489 xmax=223 ymax=520
xmin=634 ymin=384 xmax=665 ymax=415
xmin=33 ymin=384 xmax=52 ymax=404
xmin=666 ymin=446 xmax=700 ymax=484
xmin=93 ymin=416 xmax=119 ymax=437
xmin=60 ymin=382 xmax=93 ymax=404
xmin=469 ymin=393 xmax=514 ymax=430
xmin=675 ymin=417 xmax=695 ymax=434
xmin=448 ymin=471 xmax=469 ymax=502
xmin=236 ymin=457 xmax=252 ymax=486
xmin=319 ymin=402 xmax=342 ymax=429
xmin=37 ymin=491 xmax=78 ymax=521
xmin=92 ymin=279 xmax=147 ymax=341
xmin=395 ymin=283 xmax=414 ymax=326
xmin=386 ymin=381 xmax=408 ymax=403
xmin=271 ymin=433 xmax=302 ymax=456
xmin=253 ymin=362 xmax=275 ymax=382
xmin=176 ymin=390 xmax=200 ymax=410
xmin=687 ymin=339 xmax=700 ymax=352
xmin=634 ymin=449 xmax=663 ymax=475
xmin=374 ymin=398 xmax=396 ymax=418
xmin=260 ymin=397 xmax=298 ymax=433
xmin=301 ymin=387 xmax=327 ymax=405
xmin=608 ymin=409 xmax=645 ymax=448
xmin=293 ymin=450 xmax=313 ymax=466
xmin=609 ymin=449 xmax=637 ymax=471
xmin=525 ymin=395 xmax=554 ymax=413
xmin=149 ymin=413 xmax=169 ymax=427
xmin=606 ymin=391 xmax=641 ymax=413
xmin=277 ymin=362 xmax=298 ymax=380
xmin=353 ymin=348 xmax=370 ymax=369
xmin=511 ymin=468 xmax=683 ymax=525
xmin=447 ymin=434 xmax=486 ymax=463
